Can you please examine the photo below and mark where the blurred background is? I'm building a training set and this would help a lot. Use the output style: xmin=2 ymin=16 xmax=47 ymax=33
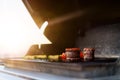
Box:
xmin=23 ymin=0 xmax=120 ymax=56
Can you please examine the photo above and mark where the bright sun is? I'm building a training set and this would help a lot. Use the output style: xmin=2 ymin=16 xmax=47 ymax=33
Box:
xmin=0 ymin=0 xmax=51 ymax=58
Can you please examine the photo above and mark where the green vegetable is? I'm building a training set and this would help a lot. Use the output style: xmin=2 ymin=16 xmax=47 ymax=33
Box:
xmin=48 ymin=55 xmax=61 ymax=62
xmin=35 ymin=55 xmax=47 ymax=59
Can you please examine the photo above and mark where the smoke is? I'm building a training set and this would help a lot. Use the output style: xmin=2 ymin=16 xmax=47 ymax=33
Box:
xmin=49 ymin=11 xmax=84 ymax=25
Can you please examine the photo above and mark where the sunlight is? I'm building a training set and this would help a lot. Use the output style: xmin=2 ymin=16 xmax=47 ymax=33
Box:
xmin=0 ymin=0 xmax=51 ymax=58
xmin=32 ymin=21 xmax=51 ymax=49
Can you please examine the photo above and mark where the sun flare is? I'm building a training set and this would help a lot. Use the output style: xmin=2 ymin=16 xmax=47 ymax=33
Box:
xmin=0 ymin=0 xmax=51 ymax=58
